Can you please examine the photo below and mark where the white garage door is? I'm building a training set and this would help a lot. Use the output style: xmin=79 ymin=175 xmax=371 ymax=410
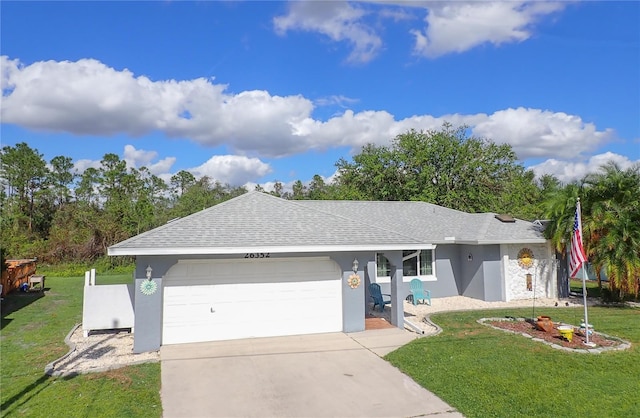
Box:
xmin=162 ymin=257 xmax=343 ymax=345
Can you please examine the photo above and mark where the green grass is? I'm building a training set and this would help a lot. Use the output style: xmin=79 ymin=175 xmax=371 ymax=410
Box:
xmin=386 ymin=306 xmax=640 ymax=418
xmin=570 ymin=278 xmax=605 ymax=298
xmin=37 ymin=259 xmax=135 ymax=277
xmin=1 ymin=274 xmax=161 ymax=417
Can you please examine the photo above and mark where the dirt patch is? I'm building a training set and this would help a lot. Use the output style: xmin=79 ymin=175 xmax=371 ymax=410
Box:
xmin=87 ymin=367 xmax=134 ymax=386
xmin=486 ymin=319 xmax=621 ymax=349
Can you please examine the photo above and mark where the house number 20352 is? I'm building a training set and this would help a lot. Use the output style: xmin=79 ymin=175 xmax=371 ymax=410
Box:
xmin=244 ymin=253 xmax=270 ymax=259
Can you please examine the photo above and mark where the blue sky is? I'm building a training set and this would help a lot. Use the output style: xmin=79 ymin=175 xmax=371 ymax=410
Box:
xmin=2 ymin=1 xmax=639 ymax=190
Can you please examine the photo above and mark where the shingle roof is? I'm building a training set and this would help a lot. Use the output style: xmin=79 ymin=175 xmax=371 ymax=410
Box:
xmin=295 ymin=200 xmax=544 ymax=244
xmin=108 ymin=191 xmax=546 ymax=256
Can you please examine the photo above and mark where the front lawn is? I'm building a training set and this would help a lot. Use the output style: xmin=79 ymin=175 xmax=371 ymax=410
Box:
xmin=570 ymin=278 xmax=604 ymax=298
xmin=386 ymin=306 xmax=639 ymax=418
xmin=1 ymin=274 xmax=161 ymax=417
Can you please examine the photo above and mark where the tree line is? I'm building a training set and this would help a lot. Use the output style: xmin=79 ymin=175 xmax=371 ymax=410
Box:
xmin=1 ymin=125 xmax=638 ymax=299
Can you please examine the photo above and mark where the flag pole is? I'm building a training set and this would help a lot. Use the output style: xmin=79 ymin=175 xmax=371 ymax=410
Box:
xmin=581 ymin=260 xmax=591 ymax=345
xmin=575 ymin=197 xmax=594 ymax=347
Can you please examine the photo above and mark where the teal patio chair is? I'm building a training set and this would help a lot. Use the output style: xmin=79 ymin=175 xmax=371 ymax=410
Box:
xmin=369 ymin=283 xmax=391 ymax=312
xmin=410 ymin=278 xmax=431 ymax=306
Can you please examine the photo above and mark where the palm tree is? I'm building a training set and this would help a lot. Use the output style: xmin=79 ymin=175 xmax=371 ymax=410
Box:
xmin=543 ymin=183 xmax=583 ymax=254
xmin=589 ymin=199 xmax=640 ymax=299
xmin=542 ymin=182 xmax=584 ymax=298
xmin=543 ymin=162 xmax=640 ymax=301
xmin=584 ymin=162 xmax=640 ymax=299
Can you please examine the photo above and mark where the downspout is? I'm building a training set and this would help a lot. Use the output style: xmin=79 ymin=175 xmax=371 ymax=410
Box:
xmin=404 ymin=318 xmax=424 ymax=334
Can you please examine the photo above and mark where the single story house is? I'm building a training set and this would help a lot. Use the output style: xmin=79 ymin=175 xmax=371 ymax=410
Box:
xmin=107 ymin=191 xmax=557 ymax=353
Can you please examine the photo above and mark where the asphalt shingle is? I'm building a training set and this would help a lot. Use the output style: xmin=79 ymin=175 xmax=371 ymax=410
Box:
xmin=108 ymin=191 xmax=546 ymax=255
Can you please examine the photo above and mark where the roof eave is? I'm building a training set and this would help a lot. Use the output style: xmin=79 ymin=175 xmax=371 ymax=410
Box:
xmin=450 ymin=239 xmax=548 ymax=245
xmin=107 ymin=243 xmax=438 ymax=256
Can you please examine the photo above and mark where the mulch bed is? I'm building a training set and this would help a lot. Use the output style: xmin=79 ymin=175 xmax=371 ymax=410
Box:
xmin=487 ymin=319 xmax=620 ymax=349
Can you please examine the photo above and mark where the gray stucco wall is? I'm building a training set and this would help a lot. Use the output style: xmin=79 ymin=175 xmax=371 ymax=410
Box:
xmin=432 ymin=244 xmax=461 ymax=297
xmin=457 ymin=244 xmax=502 ymax=301
xmin=329 ymin=253 xmax=370 ymax=333
xmin=380 ymin=251 xmax=405 ymax=327
xmin=132 ymin=278 xmax=162 ymax=353
xmin=459 ymin=244 xmax=484 ymax=299
xmin=482 ymin=247 xmax=503 ymax=302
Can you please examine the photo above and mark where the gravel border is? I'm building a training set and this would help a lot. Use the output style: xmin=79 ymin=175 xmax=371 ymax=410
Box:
xmin=45 ymin=324 xmax=159 ymax=377
xmin=45 ymin=323 xmax=83 ymax=377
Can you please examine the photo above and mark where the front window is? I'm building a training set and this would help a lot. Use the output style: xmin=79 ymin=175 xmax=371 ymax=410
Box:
xmin=376 ymin=249 xmax=435 ymax=280
xmin=376 ymin=253 xmax=392 ymax=277
xmin=403 ymin=250 xmax=433 ymax=276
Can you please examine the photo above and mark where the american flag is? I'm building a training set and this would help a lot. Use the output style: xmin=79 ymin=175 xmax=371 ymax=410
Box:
xmin=569 ymin=200 xmax=587 ymax=277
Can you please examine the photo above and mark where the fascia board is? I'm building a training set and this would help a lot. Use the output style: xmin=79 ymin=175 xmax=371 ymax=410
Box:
xmin=476 ymin=239 xmax=548 ymax=245
xmin=107 ymin=243 xmax=437 ymax=257
xmin=448 ymin=239 xmax=548 ymax=245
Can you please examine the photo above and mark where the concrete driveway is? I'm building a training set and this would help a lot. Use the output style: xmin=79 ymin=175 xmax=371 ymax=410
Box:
xmin=161 ymin=329 xmax=463 ymax=417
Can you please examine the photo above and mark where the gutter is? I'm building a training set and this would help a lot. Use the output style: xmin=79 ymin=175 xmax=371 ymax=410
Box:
xmin=108 ymin=243 xmax=437 ymax=257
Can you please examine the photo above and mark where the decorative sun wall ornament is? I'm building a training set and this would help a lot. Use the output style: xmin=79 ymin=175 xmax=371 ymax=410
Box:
xmin=347 ymin=273 xmax=361 ymax=289
xmin=517 ymin=248 xmax=534 ymax=269
xmin=140 ymin=279 xmax=158 ymax=296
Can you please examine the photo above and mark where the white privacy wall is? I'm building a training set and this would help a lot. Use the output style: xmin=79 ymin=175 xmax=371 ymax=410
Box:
xmin=82 ymin=270 xmax=135 ymax=337
xmin=501 ymin=243 xmax=557 ymax=301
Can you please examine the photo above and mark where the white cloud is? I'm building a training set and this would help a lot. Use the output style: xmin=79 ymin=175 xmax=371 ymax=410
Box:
xmin=470 ymin=107 xmax=614 ymax=159
xmin=73 ymin=145 xmax=176 ymax=180
xmin=72 ymin=145 xmax=265 ymax=186
xmin=1 ymin=56 xmax=20 ymax=92
xmin=272 ymin=2 xmax=567 ymax=61
xmin=123 ymin=144 xmax=176 ymax=175
xmin=189 ymin=155 xmax=272 ymax=186
xmin=297 ymin=106 xmax=613 ymax=161
xmin=147 ymin=157 xmax=176 ymax=177
xmin=1 ymin=57 xmax=618 ymax=163
xmin=0 ymin=57 xmax=314 ymax=157
xmin=123 ymin=144 xmax=157 ymax=168
xmin=74 ymin=159 xmax=101 ymax=174
xmin=530 ymin=152 xmax=640 ymax=184
xmin=273 ymin=1 xmax=382 ymax=63
xmin=314 ymin=95 xmax=359 ymax=108
xmin=412 ymin=1 xmax=566 ymax=58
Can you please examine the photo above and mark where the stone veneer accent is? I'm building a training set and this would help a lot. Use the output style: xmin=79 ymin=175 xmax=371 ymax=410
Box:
xmin=502 ymin=243 xmax=556 ymax=301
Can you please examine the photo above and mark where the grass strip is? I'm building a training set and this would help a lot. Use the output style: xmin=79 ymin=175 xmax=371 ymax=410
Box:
xmin=1 ymin=274 xmax=161 ymax=418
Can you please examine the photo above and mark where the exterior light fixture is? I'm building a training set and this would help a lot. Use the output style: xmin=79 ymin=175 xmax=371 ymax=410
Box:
xmin=348 ymin=258 xmax=361 ymax=289
xmin=146 ymin=265 xmax=153 ymax=281
xmin=467 ymin=253 xmax=473 ymax=262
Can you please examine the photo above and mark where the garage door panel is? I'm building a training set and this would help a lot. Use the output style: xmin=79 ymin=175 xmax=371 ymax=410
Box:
xmin=165 ymin=258 xmax=340 ymax=285
xmin=164 ymin=282 xmax=340 ymax=323
xmin=162 ymin=258 xmax=343 ymax=345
